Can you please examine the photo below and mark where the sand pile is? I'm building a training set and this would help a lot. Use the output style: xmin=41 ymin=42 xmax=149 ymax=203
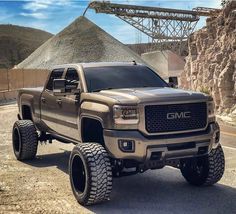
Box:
xmin=17 ymin=16 xmax=145 ymax=69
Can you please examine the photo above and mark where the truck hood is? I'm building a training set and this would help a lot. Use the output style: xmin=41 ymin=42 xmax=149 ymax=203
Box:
xmin=97 ymin=87 xmax=210 ymax=104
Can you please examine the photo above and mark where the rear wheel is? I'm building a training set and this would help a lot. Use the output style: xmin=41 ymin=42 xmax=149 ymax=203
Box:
xmin=69 ymin=143 xmax=112 ymax=205
xmin=180 ymin=145 xmax=225 ymax=186
xmin=12 ymin=120 xmax=38 ymax=160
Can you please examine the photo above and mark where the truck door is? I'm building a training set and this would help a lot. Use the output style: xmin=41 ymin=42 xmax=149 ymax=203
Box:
xmin=41 ymin=68 xmax=65 ymax=133
xmin=54 ymin=68 xmax=80 ymax=140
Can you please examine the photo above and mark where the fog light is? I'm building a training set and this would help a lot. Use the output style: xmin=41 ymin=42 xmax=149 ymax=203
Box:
xmin=118 ymin=139 xmax=135 ymax=152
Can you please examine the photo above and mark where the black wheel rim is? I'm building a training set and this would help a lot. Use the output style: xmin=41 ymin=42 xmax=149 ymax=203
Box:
xmin=71 ymin=154 xmax=86 ymax=195
xmin=13 ymin=127 xmax=21 ymax=155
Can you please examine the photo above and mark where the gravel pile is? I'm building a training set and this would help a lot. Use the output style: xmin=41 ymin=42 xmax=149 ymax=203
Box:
xmin=17 ymin=16 xmax=146 ymax=69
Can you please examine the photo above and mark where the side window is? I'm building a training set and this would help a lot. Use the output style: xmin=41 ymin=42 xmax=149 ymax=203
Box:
xmin=65 ymin=68 xmax=79 ymax=82
xmin=46 ymin=68 xmax=64 ymax=91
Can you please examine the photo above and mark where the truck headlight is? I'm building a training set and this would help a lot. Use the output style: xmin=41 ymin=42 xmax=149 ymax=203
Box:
xmin=113 ymin=105 xmax=139 ymax=124
xmin=208 ymin=101 xmax=215 ymax=118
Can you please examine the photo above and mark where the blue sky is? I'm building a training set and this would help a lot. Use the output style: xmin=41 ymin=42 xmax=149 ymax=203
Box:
xmin=0 ymin=0 xmax=221 ymax=44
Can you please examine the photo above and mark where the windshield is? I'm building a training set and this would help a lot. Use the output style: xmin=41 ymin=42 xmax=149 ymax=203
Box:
xmin=84 ymin=65 xmax=168 ymax=92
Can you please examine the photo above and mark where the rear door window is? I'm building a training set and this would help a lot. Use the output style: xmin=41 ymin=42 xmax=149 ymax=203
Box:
xmin=46 ymin=68 xmax=64 ymax=91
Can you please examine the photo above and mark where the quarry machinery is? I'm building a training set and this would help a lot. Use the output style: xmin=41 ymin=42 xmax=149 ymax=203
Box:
xmin=85 ymin=1 xmax=221 ymax=53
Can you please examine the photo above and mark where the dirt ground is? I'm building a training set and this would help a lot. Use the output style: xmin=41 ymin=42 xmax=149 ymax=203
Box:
xmin=1 ymin=104 xmax=236 ymax=214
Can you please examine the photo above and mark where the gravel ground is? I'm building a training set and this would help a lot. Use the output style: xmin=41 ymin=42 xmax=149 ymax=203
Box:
xmin=1 ymin=104 xmax=236 ymax=214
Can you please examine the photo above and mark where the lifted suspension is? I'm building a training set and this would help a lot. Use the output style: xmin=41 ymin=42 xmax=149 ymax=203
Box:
xmin=38 ymin=131 xmax=53 ymax=144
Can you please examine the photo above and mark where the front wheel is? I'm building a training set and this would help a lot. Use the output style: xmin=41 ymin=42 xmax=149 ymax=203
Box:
xmin=180 ymin=145 xmax=225 ymax=186
xmin=69 ymin=143 xmax=112 ymax=205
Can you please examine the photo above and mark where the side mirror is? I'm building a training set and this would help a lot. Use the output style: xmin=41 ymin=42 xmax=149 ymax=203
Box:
xmin=168 ymin=76 xmax=178 ymax=88
xmin=53 ymin=79 xmax=80 ymax=96
xmin=53 ymin=79 xmax=66 ymax=95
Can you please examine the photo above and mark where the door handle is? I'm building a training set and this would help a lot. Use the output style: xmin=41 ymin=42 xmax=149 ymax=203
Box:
xmin=56 ymin=99 xmax=62 ymax=105
xmin=41 ymin=97 xmax=46 ymax=103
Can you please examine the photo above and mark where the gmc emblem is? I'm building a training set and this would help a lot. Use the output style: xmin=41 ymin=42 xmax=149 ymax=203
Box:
xmin=167 ymin=111 xmax=191 ymax=120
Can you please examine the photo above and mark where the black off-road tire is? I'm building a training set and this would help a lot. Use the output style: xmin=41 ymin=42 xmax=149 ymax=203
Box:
xmin=180 ymin=145 xmax=225 ymax=186
xmin=12 ymin=120 xmax=38 ymax=160
xmin=69 ymin=143 xmax=112 ymax=206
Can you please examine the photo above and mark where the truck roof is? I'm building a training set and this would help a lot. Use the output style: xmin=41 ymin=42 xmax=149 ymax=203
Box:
xmin=51 ymin=61 xmax=143 ymax=70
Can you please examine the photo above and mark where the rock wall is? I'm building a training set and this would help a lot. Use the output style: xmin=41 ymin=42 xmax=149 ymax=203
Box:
xmin=180 ymin=1 xmax=236 ymax=124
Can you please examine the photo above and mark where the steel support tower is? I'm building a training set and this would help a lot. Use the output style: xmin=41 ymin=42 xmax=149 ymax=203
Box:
xmin=86 ymin=1 xmax=221 ymax=54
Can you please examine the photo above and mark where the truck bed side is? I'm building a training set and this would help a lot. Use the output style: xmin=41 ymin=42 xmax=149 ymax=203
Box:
xmin=18 ymin=87 xmax=44 ymax=123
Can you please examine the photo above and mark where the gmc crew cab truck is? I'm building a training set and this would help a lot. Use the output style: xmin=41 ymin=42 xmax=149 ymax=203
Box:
xmin=13 ymin=62 xmax=225 ymax=205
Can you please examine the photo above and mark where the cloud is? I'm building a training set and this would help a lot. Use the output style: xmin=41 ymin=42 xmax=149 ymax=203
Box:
xmin=22 ymin=0 xmax=72 ymax=12
xmin=0 ymin=8 xmax=14 ymax=21
xmin=23 ymin=2 xmax=48 ymax=12
xmin=20 ymin=12 xmax=48 ymax=19
xmin=20 ymin=0 xmax=78 ymax=20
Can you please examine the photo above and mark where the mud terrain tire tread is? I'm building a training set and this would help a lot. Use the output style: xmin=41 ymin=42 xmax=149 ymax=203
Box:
xmin=180 ymin=145 xmax=225 ymax=186
xmin=12 ymin=120 xmax=38 ymax=160
xmin=69 ymin=143 xmax=112 ymax=206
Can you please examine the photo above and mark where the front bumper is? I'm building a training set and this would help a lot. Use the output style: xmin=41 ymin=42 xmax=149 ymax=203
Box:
xmin=104 ymin=122 xmax=220 ymax=162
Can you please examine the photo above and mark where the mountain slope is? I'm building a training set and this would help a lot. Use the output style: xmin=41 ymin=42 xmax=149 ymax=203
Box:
xmin=0 ymin=25 xmax=53 ymax=68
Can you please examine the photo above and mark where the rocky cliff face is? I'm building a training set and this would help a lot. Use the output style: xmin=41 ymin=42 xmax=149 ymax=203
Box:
xmin=180 ymin=1 xmax=236 ymax=124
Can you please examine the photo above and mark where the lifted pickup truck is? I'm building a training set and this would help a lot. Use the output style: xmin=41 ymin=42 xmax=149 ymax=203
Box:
xmin=13 ymin=62 xmax=225 ymax=205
